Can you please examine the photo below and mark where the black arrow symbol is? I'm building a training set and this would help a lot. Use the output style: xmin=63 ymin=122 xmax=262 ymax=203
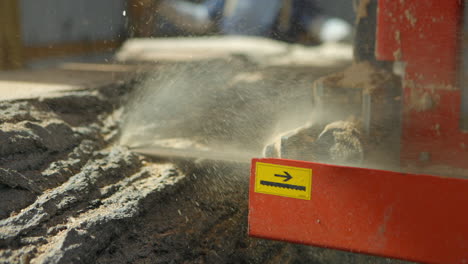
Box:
xmin=274 ymin=171 xmax=292 ymax=182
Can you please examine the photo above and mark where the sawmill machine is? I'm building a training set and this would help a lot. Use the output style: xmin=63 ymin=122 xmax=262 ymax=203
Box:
xmin=248 ymin=1 xmax=468 ymax=263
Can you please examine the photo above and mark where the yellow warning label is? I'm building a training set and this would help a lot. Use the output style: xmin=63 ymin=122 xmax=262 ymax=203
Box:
xmin=255 ymin=162 xmax=312 ymax=200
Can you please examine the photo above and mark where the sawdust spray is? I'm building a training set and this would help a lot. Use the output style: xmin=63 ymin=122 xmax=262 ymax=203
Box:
xmin=119 ymin=57 xmax=322 ymax=162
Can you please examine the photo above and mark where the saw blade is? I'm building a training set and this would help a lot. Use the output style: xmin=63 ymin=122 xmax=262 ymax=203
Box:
xmin=130 ymin=145 xmax=255 ymax=163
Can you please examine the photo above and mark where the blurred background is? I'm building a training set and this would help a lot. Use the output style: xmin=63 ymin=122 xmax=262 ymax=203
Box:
xmin=0 ymin=0 xmax=355 ymax=70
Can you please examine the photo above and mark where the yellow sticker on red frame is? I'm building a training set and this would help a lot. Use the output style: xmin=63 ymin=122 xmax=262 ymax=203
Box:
xmin=255 ymin=162 xmax=312 ymax=200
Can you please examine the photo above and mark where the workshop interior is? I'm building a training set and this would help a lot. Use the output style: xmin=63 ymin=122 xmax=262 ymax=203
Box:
xmin=0 ymin=0 xmax=467 ymax=263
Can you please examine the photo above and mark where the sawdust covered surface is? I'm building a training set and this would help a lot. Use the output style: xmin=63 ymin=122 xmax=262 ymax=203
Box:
xmin=0 ymin=45 xmax=412 ymax=263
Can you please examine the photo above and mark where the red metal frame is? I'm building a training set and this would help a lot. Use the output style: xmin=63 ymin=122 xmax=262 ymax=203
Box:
xmin=249 ymin=158 xmax=468 ymax=264
xmin=376 ymin=0 xmax=468 ymax=169
xmin=249 ymin=2 xmax=468 ymax=263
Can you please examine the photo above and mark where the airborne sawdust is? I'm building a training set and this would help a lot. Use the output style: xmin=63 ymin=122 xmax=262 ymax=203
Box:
xmin=119 ymin=57 xmax=340 ymax=162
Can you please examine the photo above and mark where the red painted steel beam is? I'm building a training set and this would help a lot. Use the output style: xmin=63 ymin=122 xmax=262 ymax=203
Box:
xmin=376 ymin=0 xmax=468 ymax=168
xmin=249 ymin=158 xmax=468 ymax=264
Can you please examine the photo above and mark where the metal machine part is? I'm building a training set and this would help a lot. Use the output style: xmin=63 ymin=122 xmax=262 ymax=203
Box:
xmin=249 ymin=1 xmax=468 ymax=263
xmin=376 ymin=0 xmax=468 ymax=169
xmin=131 ymin=145 xmax=252 ymax=163
xmin=249 ymin=158 xmax=468 ymax=264
xmin=129 ymin=138 xmax=254 ymax=163
xmin=263 ymin=61 xmax=400 ymax=167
